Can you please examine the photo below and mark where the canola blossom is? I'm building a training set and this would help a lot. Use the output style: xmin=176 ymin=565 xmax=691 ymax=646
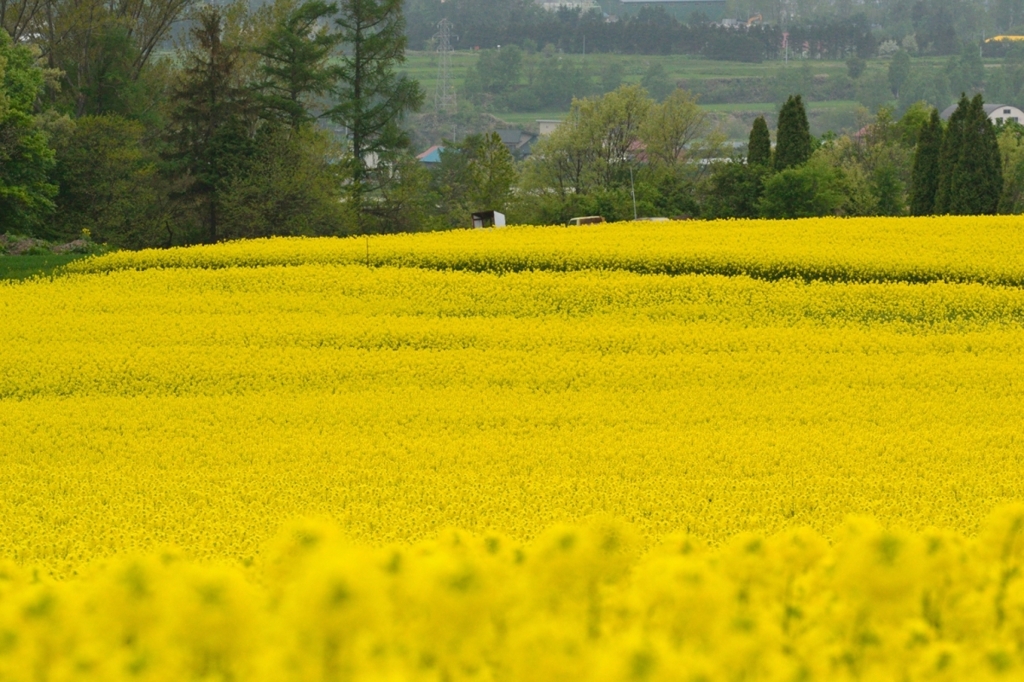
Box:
xmin=3 ymin=218 xmax=1024 ymax=680
xmin=2 ymin=511 xmax=1024 ymax=682
xmin=65 ymin=216 xmax=1024 ymax=286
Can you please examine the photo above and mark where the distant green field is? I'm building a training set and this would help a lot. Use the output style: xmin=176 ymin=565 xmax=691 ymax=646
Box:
xmin=401 ymin=50 xmax=863 ymax=87
xmin=700 ymin=99 xmax=859 ymax=112
xmin=402 ymin=52 xmax=875 ymax=138
xmin=0 ymin=255 xmax=84 ymax=281
xmin=402 ymin=50 xmax=994 ymax=140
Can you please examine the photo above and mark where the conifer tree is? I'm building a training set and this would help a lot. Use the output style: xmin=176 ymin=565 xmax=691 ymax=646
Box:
xmin=747 ymin=116 xmax=771 ymax=166
xmin=327 ymin=0 xmax=424 ymax=230
xmin=252 ymin=0 xmax=344 ymax=130
xmin=950 ymin=94 xmax=1002 ymax=215
xmin=910 ymin=108 xmax=942 ymax=215
xmin=934 ymin=93 xmax=969 ymax=214
xmin=774 ymin=95 xmax=811 ymax=171
xmin=164 ymin=6 xmax=255 ymax=243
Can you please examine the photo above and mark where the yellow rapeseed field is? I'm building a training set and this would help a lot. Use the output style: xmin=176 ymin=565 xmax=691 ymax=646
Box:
xmin=3 ymin=217 xmax=1024 ymax=680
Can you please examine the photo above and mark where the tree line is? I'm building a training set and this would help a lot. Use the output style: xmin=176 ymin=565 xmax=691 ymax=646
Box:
xmin=405 ymin=0 xmax=1013 ymax=61
xmin=511 ymin=87 xmax=1014 ymax=223
xmin=408 ymin=1 xmax=874 ymax=63
xmin=702 ymin=92 xmax=1006 ymax=220
xmin=4 ymin=0 xmax=1024 ymax=249
xmin=1 ymin=0 xmax=435 ymax=245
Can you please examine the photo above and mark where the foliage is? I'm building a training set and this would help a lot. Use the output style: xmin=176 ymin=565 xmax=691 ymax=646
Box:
xmin=361 ymin=148 xmax=438 ymax=233
xmin=403 ymin=0 xmax=873 ymax=60
xmin=522 ymin=49 xmax=592 ymax=110
xmin=855 ymin=71 xmax=894 ymax=113
xmin=747 ymin=115 xmax=771 ymax=166
xmin=640 ymin=61 xmax=672 ymax=102
xmin=48 ymin=114 xmax=166 ymax=247
xmin=846 ymin=55 xmax=866 ymax=79
xmin=327 ymin=0 xmax=424 ymax=229
xmin=639 ymin=88 xmax=714 ymax=169
xmin=887 ymin=50 xmax=911 ymax=98
xmin=910 ymin=108 xmax=943 ymax=216
xmin=701 ymin=161 xmax=768 ymax=218
xmin=162 ymin=6 xmax=255 ymax=244
xmin=464 ymin=45 xmax=523 ymax=100
xmin=896 ymin=69 xmax=951 ymax=116
xmin=759 ymin=156 xmax=845 ymax=217
xmin=217 ymin=125 xmax=351 ymax=238
xmin=22 ymin=0 xmax=190 ymax=118
xmin=935 ymin=92 xmax=970 ymax=214
xmin=945 ymin=42 xmax=986 ymax=97
xmin=0 ymin=29 xmax=58 ymax=234
xmin=949 ymin=94 xmax=1003 ymax=215
xmin=997 ymin=122 xmax=1024 ymax=213
xmin=431 ymin=132 xmax=517 ymax=228
xmin=524 ymin=84 xmax=650 ymax=197
xmin=521 ymin=85 xmax=721 ymax=222
xmin=773 ymin=94 xmax=812 ymax=171
xmin=251 ymin=0 xmax=344 ymax=130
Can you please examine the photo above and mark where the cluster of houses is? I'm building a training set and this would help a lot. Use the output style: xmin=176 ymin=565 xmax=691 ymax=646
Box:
xmin=415 ymin=119 xmax=563 ymax=167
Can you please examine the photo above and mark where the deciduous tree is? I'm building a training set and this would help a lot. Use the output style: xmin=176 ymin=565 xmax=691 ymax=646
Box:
xmin=432 ymin=131 xmax=516 ymax=227
xmin=888 ymin=50 xmax=911 ymax=98
xmin=0 ymin=28 xmax=58 ymax=233
xmin=640 ymin=87 xmax=711 ymax=169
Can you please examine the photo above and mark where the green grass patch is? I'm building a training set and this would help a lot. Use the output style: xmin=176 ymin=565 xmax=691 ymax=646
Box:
xmin=0 ymin=254 xmax=86 ymax=282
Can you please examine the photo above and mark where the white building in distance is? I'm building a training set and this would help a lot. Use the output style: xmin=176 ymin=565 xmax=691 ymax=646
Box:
xmin=537 ymin=0 xmax=597 ymax=12
xmin=940 ymin=103 xmax=1024 ymax=125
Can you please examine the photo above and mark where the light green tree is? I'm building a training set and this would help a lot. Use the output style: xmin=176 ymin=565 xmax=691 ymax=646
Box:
xmin=0 ymin=29 xmax=58 ymax=234
xmin=523 ymin=85 xmax=650 ymax=197
xmin=888 ymin=51 xmax=911 ymax=98
xmin=759 ymin=156 xmax=846 ymax=218
xmin=997 ymin=123 xmax=1024 ymax=213
xmin=640 ymin=88 xmax=713 ymax=169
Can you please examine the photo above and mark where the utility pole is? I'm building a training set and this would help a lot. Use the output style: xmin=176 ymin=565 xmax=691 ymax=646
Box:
xmin=433 ymin=19 xmax=457 ymax=117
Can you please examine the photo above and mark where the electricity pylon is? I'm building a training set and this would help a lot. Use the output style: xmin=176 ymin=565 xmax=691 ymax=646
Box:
xmin=433 ymin=19 xmax=457 ymax=117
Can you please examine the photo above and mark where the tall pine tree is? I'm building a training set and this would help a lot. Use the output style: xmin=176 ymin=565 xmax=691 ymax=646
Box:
xmin=252 ymin=0 xmax=343 ymax=130
xmin=934 ymin=93 xmax=969 ymax=214
xmin=164 ymin=6 xmax=255 ymax=243
xmin=327 ymin=0 xmax=423 ymax=231
xmin=747 ymin=115 xmax=771 ymax=166
xmin=774 ymin=95 xmax=811 ymax=171
xmin=909 ymin=108 xmax=942 ymax=215
xmin=950 ymin=94 xmax=1002 ymax=215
